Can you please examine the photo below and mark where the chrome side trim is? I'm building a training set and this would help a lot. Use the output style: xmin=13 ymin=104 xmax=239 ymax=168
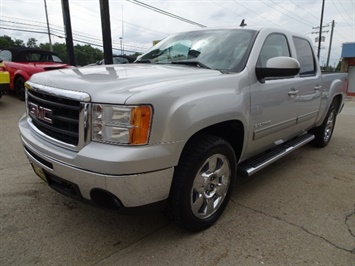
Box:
xmin=254 ymin=118 xmax=297 ymax=140
xmin=297 ymin=110 xmax=318 ymax=124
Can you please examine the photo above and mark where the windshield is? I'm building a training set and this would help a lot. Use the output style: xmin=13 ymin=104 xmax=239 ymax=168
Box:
xmin=137 ymin=29 xmax=257 ymax=72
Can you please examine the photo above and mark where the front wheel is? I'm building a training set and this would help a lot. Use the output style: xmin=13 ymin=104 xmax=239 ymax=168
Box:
xmin=14 ymin=76 xmax=26 ymax=101
xmin=310 ymin=104 xmax=337 ymax=148
xmin=168 ymin=135 xmax=236 ymax=232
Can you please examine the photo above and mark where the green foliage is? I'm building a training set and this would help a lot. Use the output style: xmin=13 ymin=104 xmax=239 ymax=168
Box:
xmin=26 ymin=38 xmax=38 ymax=48
xmin=131 ymin=52 xmax=143 ymax=57
xmin=0 ymin=35 xmax=15 ymax=49
xmin=74 ymin=44 xmax=103 ymax=66
xmin=0 ymin=35 xmax=103 ymax=66
xmin=39 ymin=42 xmax=69 ymax=63
xmin=14 ymin=39 xmax=25 ymax=47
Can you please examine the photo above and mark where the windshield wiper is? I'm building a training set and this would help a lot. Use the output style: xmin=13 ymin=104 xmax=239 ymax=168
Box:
xmin=171 ymin=60 xmax=211 ymax=69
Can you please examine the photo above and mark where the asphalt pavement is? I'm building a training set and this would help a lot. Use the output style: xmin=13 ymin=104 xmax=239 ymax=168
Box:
xmin=0 ymin=93 xmax=354 ymax=265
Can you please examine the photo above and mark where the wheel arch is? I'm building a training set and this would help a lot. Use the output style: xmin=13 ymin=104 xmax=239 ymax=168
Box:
xmin=332 ymin=94 xmax=343 ymax=114
xmin=178 ymin=120 xmax=245 ymax=165
xmin=13 ymin=72 xmax=29 ymax=90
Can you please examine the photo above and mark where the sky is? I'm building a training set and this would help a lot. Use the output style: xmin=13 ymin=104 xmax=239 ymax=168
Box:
xmin=0 ymin=0 xmax=354 ymax=67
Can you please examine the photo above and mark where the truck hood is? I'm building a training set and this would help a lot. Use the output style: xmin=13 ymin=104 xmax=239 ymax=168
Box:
xmin=29 ymin=64 xmax=222 ymax=103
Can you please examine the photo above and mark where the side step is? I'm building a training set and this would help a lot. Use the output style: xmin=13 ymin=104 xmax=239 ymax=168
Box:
xmin=238 ymin=134 xmax=315 ymax=177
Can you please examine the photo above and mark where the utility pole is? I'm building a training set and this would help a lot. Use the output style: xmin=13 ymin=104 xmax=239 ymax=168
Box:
xmin=326 ymin=20 xmax=335 ymax=69
xmin=61 ymin=0 xmax=75 ymax=65
xmin=99 ymin=0 xmax=113 ymax=65
xmin=317 ymin=0 xmax=325 ymax=60
xmin=44 ymin=0 xmax=53 ymax=51
xmin=121 ymin=5 xmax=124 ymax=55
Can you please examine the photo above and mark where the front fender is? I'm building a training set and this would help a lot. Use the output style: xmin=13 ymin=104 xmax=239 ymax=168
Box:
xmin=146 ymin=72 xmax=251 ymax=145
xmin=163 ymin=89 xmax=249 ymax=142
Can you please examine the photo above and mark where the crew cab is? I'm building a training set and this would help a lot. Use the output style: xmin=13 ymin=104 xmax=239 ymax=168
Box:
xmin=18 ymin=27 xmax=348 ymax=231
xmin=0 ymin=48 xmax=70 ymax=100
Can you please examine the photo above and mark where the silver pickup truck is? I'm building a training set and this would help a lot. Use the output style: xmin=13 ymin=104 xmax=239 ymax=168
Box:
xmin=19 ymin=27 xmax=348 ymax=231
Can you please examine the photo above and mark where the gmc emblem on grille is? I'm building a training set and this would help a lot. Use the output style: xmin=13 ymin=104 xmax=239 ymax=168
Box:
xmin=28 ymin=102 xmax=53 ymax=124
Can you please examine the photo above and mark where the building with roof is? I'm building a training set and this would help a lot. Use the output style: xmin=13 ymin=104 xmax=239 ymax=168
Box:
xmin=341 ymin=42 xmax=355 ymax=96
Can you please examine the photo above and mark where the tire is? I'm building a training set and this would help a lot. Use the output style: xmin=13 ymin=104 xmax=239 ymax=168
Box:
xmin=14 ymin=76 xmax=26 ymax=101
xmin=310 ymin=104 xmax=337 ymax=148
xmin=168 ymin=135 xmax=236 ymax=232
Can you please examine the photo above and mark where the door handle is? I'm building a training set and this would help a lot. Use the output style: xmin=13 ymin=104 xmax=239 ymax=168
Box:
xmin=314 ymin=85 xmax=322 ymax=91
xmin=288 ymin=89 xmax=299 ymax=96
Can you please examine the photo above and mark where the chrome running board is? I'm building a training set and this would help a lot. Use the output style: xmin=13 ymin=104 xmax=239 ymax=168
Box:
xmin=238 ymin=134 xmax=315 ymax=177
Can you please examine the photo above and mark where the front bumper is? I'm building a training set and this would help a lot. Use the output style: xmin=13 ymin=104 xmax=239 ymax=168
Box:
xmin=19 ymin=114 xmax=182 ymax=208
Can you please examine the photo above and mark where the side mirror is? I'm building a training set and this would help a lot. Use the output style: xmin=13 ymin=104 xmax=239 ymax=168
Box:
xmin=256 ymin=56 xmax=300 ymax=82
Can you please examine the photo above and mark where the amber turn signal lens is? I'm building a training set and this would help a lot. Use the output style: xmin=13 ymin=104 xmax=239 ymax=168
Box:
xmin=130 ymin=106 xmax=152 ymax=144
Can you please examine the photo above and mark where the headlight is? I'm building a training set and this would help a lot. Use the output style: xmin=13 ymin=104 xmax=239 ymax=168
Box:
xmin=92 ymin=104 xmax=152 ymax=145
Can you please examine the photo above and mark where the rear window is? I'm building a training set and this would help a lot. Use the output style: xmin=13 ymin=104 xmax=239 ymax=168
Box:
xmin=293 ymin=37 xmax=316 ymax=76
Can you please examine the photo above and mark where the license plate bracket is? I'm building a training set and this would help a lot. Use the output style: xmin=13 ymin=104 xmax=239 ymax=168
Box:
xmin=31 ymin=163 xmax=47 ymax=183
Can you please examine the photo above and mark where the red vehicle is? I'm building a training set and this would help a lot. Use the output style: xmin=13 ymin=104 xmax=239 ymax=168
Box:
xmin=0 ymin=48 xmax=70 ymax=100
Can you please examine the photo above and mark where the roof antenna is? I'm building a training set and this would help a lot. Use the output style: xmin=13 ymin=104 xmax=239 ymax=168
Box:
xmin=240 ymin=19 xmax=247 ymax=27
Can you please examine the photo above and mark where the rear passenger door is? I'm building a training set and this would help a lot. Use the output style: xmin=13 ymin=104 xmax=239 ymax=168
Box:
xmin=292 ymin=37 xmax=322 ymax=131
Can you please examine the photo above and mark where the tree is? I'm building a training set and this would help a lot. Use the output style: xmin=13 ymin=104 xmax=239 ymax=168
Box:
xmin=131 ymin=52 xmax=142 ymax=57
xmin=40 ymin=42 xmax=68 ymax=63
xmin=14 ymin=39 xmax=25 ymax=47
xmin=335 ymin=61 xmax=341 ymax=72
xmin=0 ymin=35 xmax=15 ymax=49
xmin=26 ymin=38 xmax=38 ymax=48
xmin=0 ymin=35 xmax=105 ymax=66
xmin=74 ymin=44 xmax=103 ymax=66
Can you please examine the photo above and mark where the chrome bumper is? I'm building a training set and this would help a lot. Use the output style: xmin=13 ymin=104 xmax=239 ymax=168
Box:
xmin=19 ymin=114 xmax=178 ymax=208
xmin=23 ymin=142 xmax=174 ymax=207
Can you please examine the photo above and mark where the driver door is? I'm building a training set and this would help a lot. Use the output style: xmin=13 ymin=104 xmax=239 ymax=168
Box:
xmin=248 ymin=33 xmax=300 ymax=156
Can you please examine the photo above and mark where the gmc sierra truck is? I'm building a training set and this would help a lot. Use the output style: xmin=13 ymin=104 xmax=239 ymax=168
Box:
xmin=19 ymin=27 xmax=348 ymax=231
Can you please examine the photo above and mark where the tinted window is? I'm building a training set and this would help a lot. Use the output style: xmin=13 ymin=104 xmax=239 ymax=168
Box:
xmin=257 ymin=34 xmax=290 ymax=67
xmin=0 ymin=50 xmax=12 ymax=61
xmin=293 ymin=37 xmax=316 ymax=76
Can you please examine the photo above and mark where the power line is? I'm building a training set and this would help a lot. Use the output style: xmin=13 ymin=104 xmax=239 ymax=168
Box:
xmin=0 ymin=17 xmax=150 ymax=52
xmin=209 ymin=0 xmax=258 ymax=26
xmin=288 ymin=0 xmax=320 ymax=22
xmin=337 ymin=0 xmax=355 ymax=21
xmin=260 ymin=0 xmax=315 ymax=27
xmin=1 ymin=14 xmax=156 ymax=50
xmin=70 ymin=2 xmax=168 ymax=38
xmin=126 ymin=0 xmax=207 ymax=28
xmin=330 ymin=0 xmax=354 ymax=28
xmin=0 ymin=26 xmax=145 ymax=53
xmin=231 ymin=0 xmax=281 ymax=28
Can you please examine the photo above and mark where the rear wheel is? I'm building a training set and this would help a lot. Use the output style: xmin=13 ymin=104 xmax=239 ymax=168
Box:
xmin=14 ymin=76 xmax=25 ymax=101
xmin=310 ymin=104 xmax=337 ymax=147
xmin=168 ymin=135 xmax=236 ymax=232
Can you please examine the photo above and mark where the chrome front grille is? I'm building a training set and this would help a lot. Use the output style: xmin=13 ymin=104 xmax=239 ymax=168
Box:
xmin=25 ymin=81 xmax=91 ymax=151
